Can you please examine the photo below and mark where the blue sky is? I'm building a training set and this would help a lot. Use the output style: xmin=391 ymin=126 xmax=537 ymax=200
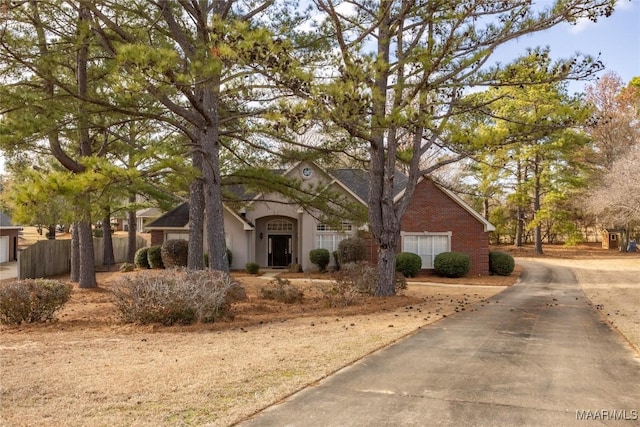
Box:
xmin=0 ymin=1 xmax=638 ymax=174
xmin=490 ymin=0 xmax=640 ymax=94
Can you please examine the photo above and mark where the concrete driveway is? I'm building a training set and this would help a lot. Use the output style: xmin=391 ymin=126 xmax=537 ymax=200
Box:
xmin=239 ymin=260 xmax=640 ymax=427
xmin=0 ymin=261 xmax=17 ymax=281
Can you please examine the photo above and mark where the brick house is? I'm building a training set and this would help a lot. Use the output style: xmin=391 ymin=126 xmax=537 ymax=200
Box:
xmin=145 ymin=162 xmax=495 ymax=274
xmin=399 ymin=177 xmax=494 ymax=275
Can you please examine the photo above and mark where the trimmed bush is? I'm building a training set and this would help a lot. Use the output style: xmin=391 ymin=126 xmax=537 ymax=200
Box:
xmin=309 ymin=248 xmax=330 ymax=272
xmin=489 ymin=251 xmax=515 ymax=276
xmin=0 ymin=279 xmax=72 ymax=325
xmin=110 ymin=269 xmax=245 ymax=325
xmin=161 ymin=239 xmax=189 ymax=268
xmin=119 ymin=263 xmax=135 ymax=272
xmin=260 ymin=278 xmax=304 ymax=304
xmin=332 ymin=251 xmax=340 ymax=271
xmin=434 ymin=252 xmax=470 ymax=278
xmin=337 ymin=237 xmax=366 ymax=265
xmin=246 ymin=262 xmax=260 ymax=274
xmin=134 ymin=247 xmax=150 ymax=269
xmin=395 ymin=252 xmax=422 ymax=277
xmin=147 ymin=245 xmax=164 ymax=269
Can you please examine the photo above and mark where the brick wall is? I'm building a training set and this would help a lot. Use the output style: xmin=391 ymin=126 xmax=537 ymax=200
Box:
xmin=150 ymin=230 xmax=164 ymax=246
xmin=400 ymin=178 xmax=490 ymax=275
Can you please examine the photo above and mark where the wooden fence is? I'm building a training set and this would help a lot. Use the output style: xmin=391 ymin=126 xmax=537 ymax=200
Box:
xmin=18 ymin=236 xmax=147 ymax=279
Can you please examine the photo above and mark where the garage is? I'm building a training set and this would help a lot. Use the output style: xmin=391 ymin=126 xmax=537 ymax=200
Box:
xmin=0 ymin=235 xmax=8 ymax=263
xmin=0 ymin=212 xmax=21 ymax=263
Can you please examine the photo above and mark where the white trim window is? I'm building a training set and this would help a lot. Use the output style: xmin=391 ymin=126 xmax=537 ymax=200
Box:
xmin=314 ymin=222 xmax=352 ymax=252
xmin=401 ymin=232 xmax=451 ymax=269
xmin=267 ymin=219 xmax=293 ymax=232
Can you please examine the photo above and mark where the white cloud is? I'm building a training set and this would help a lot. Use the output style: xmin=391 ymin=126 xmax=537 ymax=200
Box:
xmin=567 ymin=17 xmax=596 ymax=34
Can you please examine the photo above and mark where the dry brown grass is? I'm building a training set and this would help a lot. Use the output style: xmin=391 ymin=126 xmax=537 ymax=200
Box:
xmin=0 ymin=266 xmax=513 ymax=427
xmin=1 ymin=242 xmax=637 ymax=426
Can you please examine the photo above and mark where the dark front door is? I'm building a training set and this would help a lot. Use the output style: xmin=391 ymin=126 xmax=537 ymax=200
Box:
xmin=268 ymin=235 xmax=292 ymax=267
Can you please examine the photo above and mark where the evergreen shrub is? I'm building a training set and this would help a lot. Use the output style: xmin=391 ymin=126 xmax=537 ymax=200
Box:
xmin=119 ymin=263 xmax=135 ymax=272
xmin=147 ymin=245 xmax=164 ymax=269
xmin=395 ymin=252 xmax=422 ymax=277
xmin=434 ymin=252 xmax=470 ymax=278
xmin=489 ymin=251 xmax=515 ymax=276
xmin=309 ymin=248 xmax=330 ymax=272
xmin=245 ymin=262 xmax=260 ymax=274
xmin=134 ymin=247 xmax=150 ymax=269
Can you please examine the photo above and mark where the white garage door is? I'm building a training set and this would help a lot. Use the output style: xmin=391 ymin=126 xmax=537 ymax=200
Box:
xmin=0 ymin=236 xmax=8 ymax=263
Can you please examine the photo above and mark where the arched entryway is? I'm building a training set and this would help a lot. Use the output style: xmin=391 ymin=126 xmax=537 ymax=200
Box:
xmin=256 ymin=217 xmax=297 ymax=268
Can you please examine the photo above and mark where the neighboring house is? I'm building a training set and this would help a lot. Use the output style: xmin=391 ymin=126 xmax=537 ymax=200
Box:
xmin=601 ymin=228 xmax=623 ymax=250
xmin=113 ymin=207 xmax=163 ymax=232
xmin=0 ymin=212 xmax=21 ymax=263
xmin=145 ymin=162 xmax=495 ymax=275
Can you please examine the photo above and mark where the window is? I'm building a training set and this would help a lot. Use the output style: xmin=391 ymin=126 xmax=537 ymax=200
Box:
xmin=314 ymin=222 xmax=353 ymax=252
xmin=167 ymin=232 xmax=190 ymax=241
xmin=316 ymin=222 xmax=353 ymax=232
xmin=267 ymin=219 xmax=293 ymax=232
xmin=402 ymin=232 xmax=451 ymax=269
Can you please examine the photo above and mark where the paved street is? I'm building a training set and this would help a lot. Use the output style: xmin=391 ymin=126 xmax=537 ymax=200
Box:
xmin=240 ymin=260 xmax=640 ymax=427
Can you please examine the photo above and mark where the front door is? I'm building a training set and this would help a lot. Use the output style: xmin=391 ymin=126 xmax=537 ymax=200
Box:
xmin=268 ymin=235 xmax=292 ymax=267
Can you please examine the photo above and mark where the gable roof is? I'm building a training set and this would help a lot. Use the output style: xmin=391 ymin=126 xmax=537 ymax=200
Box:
xmin=144 ymin=202 xmax=255 ymax=231
xmin=0 ymin=212 xmax=21 ymax=229
xmin=144 ymin=203 xmax=189 ymax=229
xmin=328 ymin=168 xmax=407 ymax=203
xmin=145 ymin=163 xmax=492 ymax=233
xmin=394 ymin=176 xmax=495 ymax=232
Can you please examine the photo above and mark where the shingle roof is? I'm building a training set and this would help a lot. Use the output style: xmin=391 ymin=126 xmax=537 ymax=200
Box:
xmin=329 ymin=168 xmax=408 ymax=202
xmin=147 ymin=167 xmax=409 ymax=228
xmin=145 ymin=203 xmax=189 ymax=228
xmin=0 ymin=212 xmax=17 ymax=227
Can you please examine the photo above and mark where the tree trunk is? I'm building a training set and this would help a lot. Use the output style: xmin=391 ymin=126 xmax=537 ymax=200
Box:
xmin=70 ymin=221 xmax=80 ymax=282
xmin=374 ymin=236 xmax=399 ymax=296
xmin=514 ymin=160 xmax=524 ymax=247
xmin=75 ymin=5 xmax=97 ymax=288
xmin=126 ymin=195 xmax=137 ymax=264
xmin=187 ymin=150 xmax=205 ymax=270
xmin=102 ymin=211 xmax=115 ymax=267
xmin=77 ymin=219 xmax=97 ymax=288
xmin=202 ymin=125 xmax=229 ymax=273
xmin=533 ymin=154 xmax=544 ymax=255
xmin=366 ymin=1 xmax=399 ymax=296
